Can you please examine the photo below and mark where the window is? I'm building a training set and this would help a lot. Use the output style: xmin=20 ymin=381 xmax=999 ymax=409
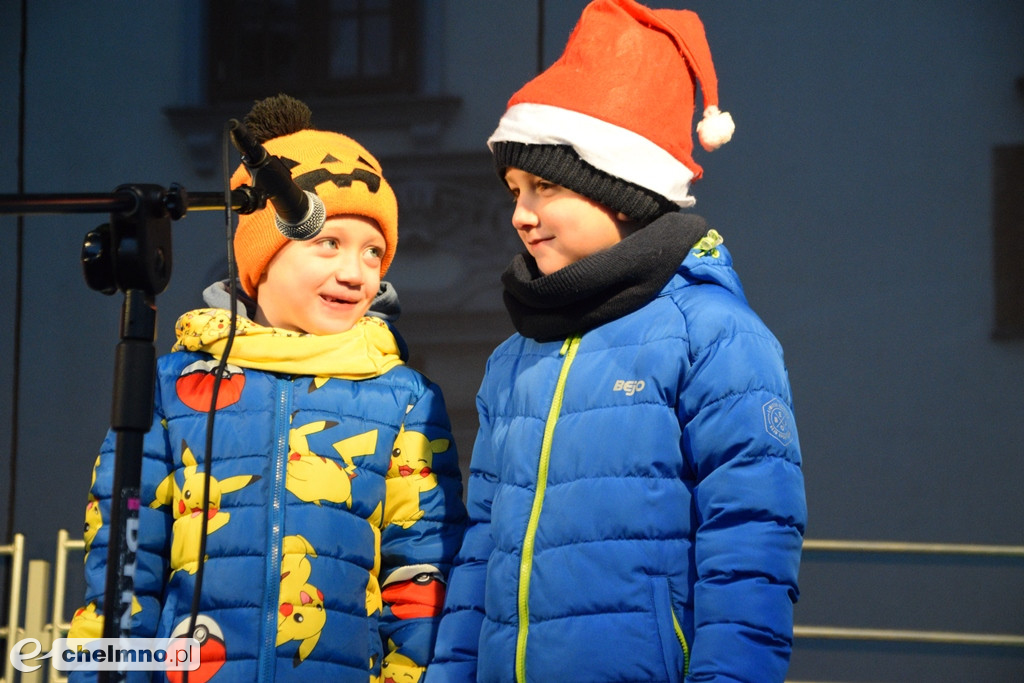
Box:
xmin=992 ymin=144 xmax=1024 ymax=340
xmin=206 ymin=0 xmax=419 ymax=103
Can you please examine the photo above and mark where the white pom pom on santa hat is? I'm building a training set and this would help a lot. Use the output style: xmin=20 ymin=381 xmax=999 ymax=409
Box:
xmin=697 ymin=105 xmax=735 ymax=152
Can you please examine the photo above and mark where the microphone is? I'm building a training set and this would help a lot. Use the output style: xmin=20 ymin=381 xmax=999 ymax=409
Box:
xmin=228 ymin=119 xmax=326 ymax=240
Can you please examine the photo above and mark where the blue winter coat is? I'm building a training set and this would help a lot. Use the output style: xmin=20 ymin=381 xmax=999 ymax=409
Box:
xmin=429 ymin=237 xmax=806 ymax=682
xmin=71 ymin=311 xmax=466 ymax=682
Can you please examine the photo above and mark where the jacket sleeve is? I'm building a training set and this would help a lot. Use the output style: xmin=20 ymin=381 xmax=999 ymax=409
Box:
xmin=67 ymin=375 xmax=175 ymax=682
xmin=680 ymin=293 xmax=807 ymax=683
xmin=378 ymin=380 xmax=467 ymax=677
xmin=423 ymin=393 xmax=497 ymax=683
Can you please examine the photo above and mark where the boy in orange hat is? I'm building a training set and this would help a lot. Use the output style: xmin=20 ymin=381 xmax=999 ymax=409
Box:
xmin=428 ymin=2 xmax=805 ymax=681
xmin=70 ymin=95 xmax=466 ymax=682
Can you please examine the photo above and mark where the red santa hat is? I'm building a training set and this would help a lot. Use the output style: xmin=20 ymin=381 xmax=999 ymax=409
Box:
xmin=488 ymin=0 xmax=733 ymax=218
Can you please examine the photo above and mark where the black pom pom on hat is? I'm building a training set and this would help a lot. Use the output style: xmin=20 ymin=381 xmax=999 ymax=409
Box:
xmin=243 ymin=93 xmax=313 ymax=143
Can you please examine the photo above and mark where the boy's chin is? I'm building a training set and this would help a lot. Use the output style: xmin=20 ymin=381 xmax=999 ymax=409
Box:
xmin=526 ymin=250 xmax=562 ymax=276
xmin=302 ymin=299 xmax=374 ymax=335
xmin=306 ymin=316 xmax=367 ymax=335
xmin=533 ymin=257 xmax=573 ymax=277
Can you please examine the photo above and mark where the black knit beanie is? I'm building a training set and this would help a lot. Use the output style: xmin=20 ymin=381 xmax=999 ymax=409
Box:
xmin=491 ymin=141 xmax=679 ymax=225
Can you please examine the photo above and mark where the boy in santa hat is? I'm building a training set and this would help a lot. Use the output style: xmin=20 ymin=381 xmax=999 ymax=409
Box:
xmin=428 ymin=1 xmax=806 ymax=681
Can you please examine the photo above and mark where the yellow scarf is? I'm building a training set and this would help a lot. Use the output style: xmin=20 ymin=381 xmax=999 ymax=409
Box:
xmin=171 ymin=308 xmax=404 ymax=379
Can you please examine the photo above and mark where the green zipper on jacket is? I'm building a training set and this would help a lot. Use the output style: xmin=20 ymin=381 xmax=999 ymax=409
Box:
xmin=515 ymin=335 xmax=581 ymax=683
xmin=672 ymin=609 xmax=691 ymax=677
xmin=258 ymin=378 xmax=290 ymax=682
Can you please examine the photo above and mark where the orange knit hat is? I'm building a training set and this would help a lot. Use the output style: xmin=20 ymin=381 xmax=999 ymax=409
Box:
xmin=231 ymin=96 xmax=398 ymax=298
xmin=488 ymin=0 xmax=734 ymax=213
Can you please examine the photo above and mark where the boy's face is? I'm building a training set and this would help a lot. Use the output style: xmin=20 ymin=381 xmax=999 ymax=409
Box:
xmin=504 ymin=168 xmax=636 ymax=275
xmin=253 ymin=215 xmax=385 ymax=335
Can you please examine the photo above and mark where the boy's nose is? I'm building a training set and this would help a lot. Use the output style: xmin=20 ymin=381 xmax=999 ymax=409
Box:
xmin=333 ymin=254 xmax=364 ymax=284
xmin=511 ymin=200 xmax=538 ymax=231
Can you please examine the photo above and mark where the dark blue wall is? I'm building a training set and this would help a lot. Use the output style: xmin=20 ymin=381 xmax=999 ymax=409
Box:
xmin=2 ymin=2 xmax=1022 ymax=680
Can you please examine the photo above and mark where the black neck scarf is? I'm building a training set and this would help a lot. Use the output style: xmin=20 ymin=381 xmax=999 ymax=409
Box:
xmin=501 ymin=212 xmax=708 ymax=342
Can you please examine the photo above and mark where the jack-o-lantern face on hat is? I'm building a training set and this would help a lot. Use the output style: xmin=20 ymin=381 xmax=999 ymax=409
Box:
xmin=231 ymin=129 xmax=398 ymax=299
xmin=285 ymin=154 xmax=381 ymax=195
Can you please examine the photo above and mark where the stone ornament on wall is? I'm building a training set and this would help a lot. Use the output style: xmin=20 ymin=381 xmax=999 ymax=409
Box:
xmin=385 ymin=159 xmax=522 ymax=314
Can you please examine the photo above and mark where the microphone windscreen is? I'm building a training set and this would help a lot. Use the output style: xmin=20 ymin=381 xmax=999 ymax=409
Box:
xmin=275 ymin=191 xmax=326 ymax=240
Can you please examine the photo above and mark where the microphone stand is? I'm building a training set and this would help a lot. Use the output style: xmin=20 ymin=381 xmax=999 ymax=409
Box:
xmin=0 ymin=183 xmax=262 ymax=682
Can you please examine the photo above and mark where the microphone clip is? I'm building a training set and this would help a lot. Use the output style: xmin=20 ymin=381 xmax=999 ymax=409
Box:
xmin=227 ymin=119 xmax=325 ymax=240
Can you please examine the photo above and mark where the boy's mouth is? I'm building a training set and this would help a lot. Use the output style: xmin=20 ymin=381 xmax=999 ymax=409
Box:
xmin=320 ymin=293 xmax=358 ymax=305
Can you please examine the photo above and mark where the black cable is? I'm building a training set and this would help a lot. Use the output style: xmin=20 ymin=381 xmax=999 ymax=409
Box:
xmin=184 ymin=121 xmax=241 ymax=680
xmin=3 ymin=0 xmax=28 ymax=621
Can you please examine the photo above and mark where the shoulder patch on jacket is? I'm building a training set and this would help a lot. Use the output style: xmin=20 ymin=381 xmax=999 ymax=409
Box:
xmin=762 ymin=398 xmax=794 ymax=445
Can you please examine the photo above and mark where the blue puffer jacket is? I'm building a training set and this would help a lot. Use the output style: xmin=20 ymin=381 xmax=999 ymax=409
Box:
xmin=429 ymin=236 xmax=806 ymax=682
xmin=71 ymin=311 xmax=466 ymax=682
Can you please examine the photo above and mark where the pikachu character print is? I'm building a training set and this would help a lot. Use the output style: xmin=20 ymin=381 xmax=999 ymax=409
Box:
xmin=385 ymin=420 xmax=450 ymax=530
xmin=380 ymin=637 xmax=424 ymax=683
xmin=173 ymin=309 xmax=237 ymax=353
xmin=83 ymin=455 xmax=103 ymax=552
xmin=278 ymin=534 xmax=327 ymax=666
xmin=149 ymin=442 xmax=260 ymax=575
xmin=285 ymin=414 xmax=378 ymax=508
xmin=67 ymin=597 xmax=142 ymax=640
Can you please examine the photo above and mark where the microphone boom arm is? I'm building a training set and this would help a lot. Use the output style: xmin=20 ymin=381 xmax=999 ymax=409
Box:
xmin=0 ymin=181 xmax=264 ymax=677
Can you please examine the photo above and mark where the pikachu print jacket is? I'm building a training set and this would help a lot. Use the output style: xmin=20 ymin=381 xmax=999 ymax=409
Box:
xmin=430 ymin=215 xmax=807 ymax=683
xmin=70 ymin=308 xmax=467 ymax=682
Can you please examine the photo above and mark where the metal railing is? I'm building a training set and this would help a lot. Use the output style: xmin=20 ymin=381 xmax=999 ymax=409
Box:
xmin=795 ymin=538 xmax=1024 ymax=648
xmin=6 ymin=532 xmax=1023 ymax=683
xmin=48 ymin=530 xmax=85 ymax=683
xmin=1 ymin=531 xmax=85 ymax=683
xmin=1 ymin=534 xmax=25 ymax=683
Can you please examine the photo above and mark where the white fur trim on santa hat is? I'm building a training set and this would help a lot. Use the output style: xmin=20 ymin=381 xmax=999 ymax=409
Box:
xmin=487 ymin=102 xmax=697 ymax=208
